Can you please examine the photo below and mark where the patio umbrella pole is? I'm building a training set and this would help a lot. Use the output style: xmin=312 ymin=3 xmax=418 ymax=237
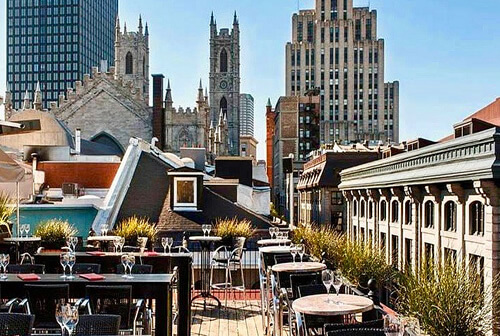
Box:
xmin=16 ymin=181 xmax=20 ymax=237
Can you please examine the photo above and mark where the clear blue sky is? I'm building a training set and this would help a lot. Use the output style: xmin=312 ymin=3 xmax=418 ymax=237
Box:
xmin=1 ymin=0 xmax=499 ymax=160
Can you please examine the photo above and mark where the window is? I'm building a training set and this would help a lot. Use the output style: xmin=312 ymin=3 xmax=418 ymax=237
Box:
xmin=444 ymin=201 xmax=457 ymax=231
xmin=469 ymin=254 xmax=485 ymax=292
xmin=353 ymin=200 xmax=358 ymax=216
xmin=391 ymin=200 xmax=399 ymax=222
xmin=444 ymin=248 xmax=457 ymax=264
xmin=173 ymin=177 xmax=197 ymax=209
xmin=391 ymin=235 xmax=399 ymax=269
xmin=368 ymin=201 xmax=373 ymax=219
xmin=220 ymin=49 xmax=228 ymax=73
xmin=424 ymin=243 xmax=434 ymax=262
xmin=380 ymin=232 xmax=386 ymax=254
xmin=220 ymin=97 xmax=228 ymax=115
xmin=405 ymin=238 xmax=412 ymax=271
xmin=380 ymin=200 xmax=387 ymax=221
xmin=404 ymin=200 xmax=412 ymax=225
xmin=424 ymin=201 xmax=434 ymax=228
xmin=360 ymin=200 xmax=366 ymax=217
xmin=331 ymin=192 xmax=343 ymax=205
xmin=142 ymin=56 xmax=146 ymax=76
xmin=125 ymin=52 xmax=133 ymax=74
xmin=469 ymin=201 xmax=484 ymax=236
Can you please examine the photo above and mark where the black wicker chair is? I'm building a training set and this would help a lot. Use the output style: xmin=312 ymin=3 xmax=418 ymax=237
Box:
xmin=86 ymin=285 xmax=149 ymax=334
xmin=72 ymin=263 xmax=101 ymax=274
xmin=0 ymin=313 xmax=35 ymax=336
xmin=24 ymin=284 xmax=69 ymax=329
xmin=297 ymin=284 xmax=327 ymax=297
xmin=324 ymin=319 xmax=385 ymax=334
xmin=7 ymin=264 xmax=45 ymax=274
xmin=74 ymin=314 xmax=121 ymax=336
xmin=116 ymin=264 xmax=153 ymax=274
xmin=326 ymin=328 xmax=386 ymax=336
xmin=297 ymin=284 xmax=341 ymax=332
xmin=290 ymin=272 xmax=322 ymax=300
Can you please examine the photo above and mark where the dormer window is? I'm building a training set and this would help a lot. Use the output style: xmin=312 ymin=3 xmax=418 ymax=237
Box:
xmin=174 ymin=177 xmax=197 ymax=210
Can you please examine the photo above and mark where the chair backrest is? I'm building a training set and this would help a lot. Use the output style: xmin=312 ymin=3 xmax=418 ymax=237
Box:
xmin=274 ymin=254 xmax=293 ymax=265
xmin=73 ymin=263 xmax=102 ymax=274
xmin=172 ymin=246 xmax=190 ymax=253
xmin=7 ymin=264 xmax=45 ymax=274
xmin=326 ymin=328 xmax=386 ymax=336
xmin=116 ymin=264 xmax=153 ymax=274
xmin=0 ymin=313 xmax=35 ymax=336
xmin=74 ymin=314 xmax=121 ymax=336
xmin=290 ymin=272 xmax=322 ymax=299
xmin=298 ymin=284 xmax=327 ymax=297
xmin=324 ymin=319 xmax=385 ymax=334
xmin=86 ymin=285 xmax=132 ymax=329
xmin=231 ymin=237 xmax=246 ymax=260
xmin=25 ymin=284 xmax=70 ymax=328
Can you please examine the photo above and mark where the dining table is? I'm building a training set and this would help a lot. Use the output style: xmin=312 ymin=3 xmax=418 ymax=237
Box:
xmin=4 ymin=236 xmax=42 ymax=262
xmin=293 ymin=293 xmax=374 ymax=316
xmin=257 ymin=238 xmax=291 ymax=246
xmin=0 ymin=273 xmax=174 ymax=336
xmin=271 ymin=261 xmax=326 ymax=273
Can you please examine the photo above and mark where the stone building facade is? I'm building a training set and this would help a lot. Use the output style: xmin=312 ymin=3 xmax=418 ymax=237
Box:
xmin=285 ymin=0 xmax=399 ymax=144
xmin=209 ymin=12 xmax=241 ymax=156
xmin=339 ymin=98 xmax=500 ymax=293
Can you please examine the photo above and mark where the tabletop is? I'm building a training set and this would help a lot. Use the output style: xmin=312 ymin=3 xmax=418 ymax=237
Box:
xmin=37 ymin=251 xmax=190 ymax=258
xmin=4 ymin=237 xmax=41 ymax=242
xmin=292 ymin=294 xmax=374 ymax=316
xmin=189 ymin=236 xmax=222 ymax=242
xmin=87 ymin=235 xmax=120 ymax=241
xmin=0 ymin=273 xmax=173 ymax=284
xmin=259 ymin=245 xmax=292 ymax=253
xmin=272 ymin=261 xmax=326 ymax=273
xmin=257 ymin=238 xmax=291 ymax=246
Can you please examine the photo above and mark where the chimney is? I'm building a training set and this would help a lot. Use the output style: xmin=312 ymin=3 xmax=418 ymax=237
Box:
xmin=75 ymin=128 xmax=81 ymax=154
xmin=152 ymin=74 xmax=165 ymax=149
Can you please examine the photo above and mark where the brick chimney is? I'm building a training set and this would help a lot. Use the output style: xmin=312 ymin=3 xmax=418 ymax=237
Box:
xmin=152 ymin=74 xmax=165 ymax=149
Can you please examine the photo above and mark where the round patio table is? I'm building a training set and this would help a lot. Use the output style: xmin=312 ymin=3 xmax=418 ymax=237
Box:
xmin=272 ymin=261 xmax=326 ymax=273
xmin=189 ymin=236 xmax=222 ymax=309
xmin=257 ymin=238 xmax=291 ymax=246
xmin=259 ymin=245 xmax=292 ymax=254
xmin=87 ymin=235 xmax=120 ymax=242
xmin=293 ymin=294 xmax=374 ymax=316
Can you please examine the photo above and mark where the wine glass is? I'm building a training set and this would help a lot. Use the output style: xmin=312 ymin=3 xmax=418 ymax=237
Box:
xmin=333 ymin=271 xmax=343 ymax=301
xmin=118 ymin=237 xmax=125 ymax=253
xmin=66 ymin=253 xmax=76 ymax=279
xmin=202 ymin=225 xmax=207 ymax=237
xmin=2 ymin=254 xmax=9 ymax=279
xmin=290 ymin=244 xmax=297 ymax=263
xmin=64 ymin=304 xmax=79 ymax=335
xmin=297 ymin=244 xmax=305 ymax=262
xmin=60 ymin=253 xmax=68 ymax=279
xmin=127 ymin=255 xmax=136 ymax=278
xmin=121 ymin=255 xmax=129 ymax=278
xmin=167 ymin=237 xmax=174 ymax=253
xmin=161 ymin=237 xmax=168 ymax=253
xmin=0 ymin=254 xmax=6 ymax=279
xmin=113 ymin=238 xmax=120 ymax=253
xmin=101 ymin=224 xmax=109 ymax=236
xmin=268 ymin=227 xmax=273 ymax=239
xmin=206 ymin=224 xmax=212 ymax=236
xmin=55 ymin=303 xmax=68 ymax=336
xmin=271 ymin=227 xmax=278 ymax=239
xmin=71 ymin=237 xmax=78 ymax=252
xmin=25 ymin=224 xmax=31 ymax=237
xmin=322 ymin=269 xmax=333 ymax=303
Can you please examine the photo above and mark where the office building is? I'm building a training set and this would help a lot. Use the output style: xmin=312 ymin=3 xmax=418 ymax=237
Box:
xmin=240 ymin=93 xmax=254 ymax=137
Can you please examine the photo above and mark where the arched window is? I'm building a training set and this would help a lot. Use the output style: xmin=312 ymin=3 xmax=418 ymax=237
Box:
xmin=368 ymin=200 xmax=373 ymax=219
xmin=353 ymin=200 xmax=358 ymax=216
xmin=220 ymin=97 xmax=227 ymax=115
xmin=424 ymin=201 xmax=434 ymax=228
xmin=220 ymin=49 xmax=228 ymax=72
xmin=391 ymin=200 xmax=399 ymax=223
xmin=125 ymin=52 xmax=133 ymax=74
xmin=380 ymin=200 xmax=387 ymax=221
xmin=404 ymin=200 xmax=412 ymax=225
xmin=444 ymin=201 xmax=457 ymax=231
xmin=178 ymin=129 xmax=192 ymax=148
xmin=142 ymin=56 xmax=146 ymax=76
xmin=360 ymin=200 xmax=366 ymax=217
xmin=469 ymin=201 xmax=484 ymax=235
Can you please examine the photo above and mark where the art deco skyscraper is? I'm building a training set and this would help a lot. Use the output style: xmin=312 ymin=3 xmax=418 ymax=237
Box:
xmin=285 ymin=0 xmax=399 ymax=144
xmin=6 ymin=0 xmax=118 ymax=109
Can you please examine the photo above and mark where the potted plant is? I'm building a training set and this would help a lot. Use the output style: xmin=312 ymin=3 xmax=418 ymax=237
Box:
xmin=34 ymin=219 xmax=78 ymax=250
xmin=114 ymin=216 xmax=158 ymax=248
xmin=213 ymin=217 xmax=255 ymax=248
xmin=0 ymin=192 xmax=14 ymax=239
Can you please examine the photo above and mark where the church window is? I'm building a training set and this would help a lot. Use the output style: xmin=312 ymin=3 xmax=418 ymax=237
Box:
xmin=220 ymin=97 xmax=228 ymax=115
xmin=125 ymin=52 xmax=133 ymax=74
xmin=142 ymin=56 xmax=146 ymax=76
xmin=220 ymin=49 xmax=228 ymax=73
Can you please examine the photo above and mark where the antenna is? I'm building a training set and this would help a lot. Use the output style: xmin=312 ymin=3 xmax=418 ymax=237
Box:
xmin=297 ymin=0 xmax=300 ymax=12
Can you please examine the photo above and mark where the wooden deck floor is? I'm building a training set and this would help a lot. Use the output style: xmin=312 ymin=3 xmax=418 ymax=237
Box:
xmin=191 ymin=300 xmax=266 ymax=336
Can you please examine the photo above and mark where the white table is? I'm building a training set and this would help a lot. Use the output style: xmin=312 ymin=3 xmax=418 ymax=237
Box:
xmin=272 ymin=261 xmax=326 ymax=273
xmin=87 ymin=235 xmax=120 ymax=242
xmin=293 ymin=294 xmax=374 ymax=316
xmin=257 ymin=238 xmax=291 ymax=246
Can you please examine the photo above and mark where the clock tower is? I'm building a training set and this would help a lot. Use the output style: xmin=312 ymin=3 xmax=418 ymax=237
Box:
xmin=209 ymin=12 xmax=241 ymax=156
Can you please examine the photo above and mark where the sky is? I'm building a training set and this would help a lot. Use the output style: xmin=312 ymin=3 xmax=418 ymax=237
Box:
xmin=1 ymin=0 xmax=500 ymax=160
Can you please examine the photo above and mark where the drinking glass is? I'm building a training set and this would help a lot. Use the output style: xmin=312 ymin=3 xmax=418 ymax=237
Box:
xmin=25 ymin=224 xmax=30 ymax=237
xmin=207 ymin=224 xmax=212 ymax=236
xmin=55 ymin=303 xmax=68 ymax=336
xmin=2 ymin=254 xmax=9 ymax=279
xmin=268 ymin=227 xmax=273 ymax=239
xmin=19 ymin=224 xmax=24 ymax=238
xmin=64 ymin=304 xmax=79 ymax=336
xmin=161 ymin=237 xmax=168 ymax=253
xmin=290 ymin=244 xmax=297 ymax=263
xmin=202 ymin=225 xmax=207 ymax=237
xmin=60 ymin=253 xmax=68 ymax=278
xmin=113 ymin=238 xmax=120 ymax=253
xmin=271 ymin=227 xmax=278 ymax=239
xmin=332 ymin=271 xmax=343 ymax=302
xmin=66 ymin=253 xmax=76 ymax=279
xmin=167 ymin=237 xmax=174 ymax=253
xmin=71 ymin=237 xmax=78 ymax=252
xmin=127 ymin=255 xmax=136 ymax=278
xmin=297 ymin=244 xmax=305 ymax=262
xmin=101 ymin=224 xmax=109 ymax=236
xmin=0 ymin=254 xmax=6 ymax=279
xmin=121 ymin=255 xmax=129 ymax=278
xmin=322 ymin=269 xmax=333 ymax=303
xmin=119 ymin=237 xmax=125 ymax=253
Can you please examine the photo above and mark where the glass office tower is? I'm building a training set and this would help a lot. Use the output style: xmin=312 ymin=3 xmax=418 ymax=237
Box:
xmin=6 ymin=0 xmax=118 ymax=109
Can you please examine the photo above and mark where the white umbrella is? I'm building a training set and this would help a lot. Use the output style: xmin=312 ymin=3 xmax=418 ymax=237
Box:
xmin=0 ymin=148 xmax=25 ymax=236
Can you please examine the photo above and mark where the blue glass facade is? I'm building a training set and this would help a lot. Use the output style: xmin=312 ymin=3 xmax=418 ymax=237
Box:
xmin=6 ymin=0 xmax=118 ymax=109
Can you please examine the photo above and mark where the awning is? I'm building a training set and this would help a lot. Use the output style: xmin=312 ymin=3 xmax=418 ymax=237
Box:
xmin=0 ymin=148 xmax=24 ymax=183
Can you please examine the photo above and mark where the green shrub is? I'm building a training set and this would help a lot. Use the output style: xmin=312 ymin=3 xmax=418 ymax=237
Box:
xmin=397 ymin=259 xmax=498 ymax=336
xmin=0 ymin=192 xmax=14 ymax=224
xmin=34 ymin=219 xmax=78 ymax=245
xmin=114 ymin=216 xmax=158 ymax=244
xmin=213 ymin=217 xmax=255 ymax=240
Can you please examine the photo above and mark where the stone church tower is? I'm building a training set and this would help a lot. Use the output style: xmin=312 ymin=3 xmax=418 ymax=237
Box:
xmin=114 ymin=16 xmax=150 ymax=104
xmin=209 ymin=12 xmax=240 ymax=156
